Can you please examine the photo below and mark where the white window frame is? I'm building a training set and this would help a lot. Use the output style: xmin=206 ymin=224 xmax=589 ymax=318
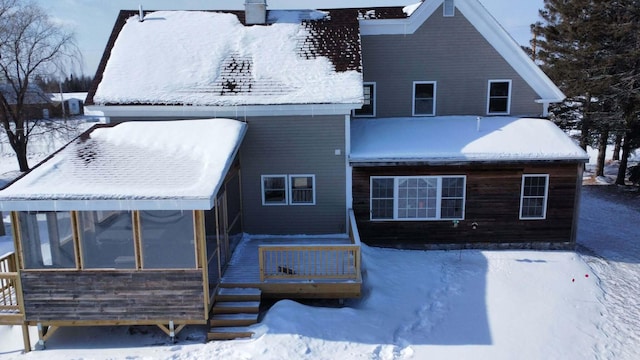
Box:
xmin=519 ymin=174 xmax=549 ymax=220
xmin=443 ymin=0 xmax=455 ymax=17
xmin=289 ymin=174 xmax=316 ymax=206
xmin=370 ymin=175 xmax=466 ymax=221
xmin=353 ymin=82 xmax=376 ymax=117
xmin=412 ymin=81 xmax=437 ymax=116
xmin=261 ymin=175 xmax=288 ymax=206
xmin=261 ymin=174 xmax=316 ymax=206
xmin=487 ymin=79 xmax=512 ymax=115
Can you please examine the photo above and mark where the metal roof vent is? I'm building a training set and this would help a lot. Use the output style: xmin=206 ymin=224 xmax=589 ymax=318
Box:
xmin=245 ymin=0 xmax=267 ymax=25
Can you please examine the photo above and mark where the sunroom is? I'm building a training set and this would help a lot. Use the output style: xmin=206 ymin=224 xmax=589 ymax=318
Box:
xmin=0 ymin=119 xmax=247 ymax=348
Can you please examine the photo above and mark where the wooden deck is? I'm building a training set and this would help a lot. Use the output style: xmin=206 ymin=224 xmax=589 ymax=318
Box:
xmin=220 ymin=235 xmax=362 ymax=299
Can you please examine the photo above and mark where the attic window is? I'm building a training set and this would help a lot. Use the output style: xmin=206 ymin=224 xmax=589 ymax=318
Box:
xmin=443 ymin=0 xmax=455 ymax=17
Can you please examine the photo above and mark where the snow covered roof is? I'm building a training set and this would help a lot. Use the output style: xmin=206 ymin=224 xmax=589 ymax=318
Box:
xmin=88 ymin=9 xmax=363 ymax=107
xmin=48 ymin=92 xmax=88 ymax=102
xmin=0 ymin=119 xmax=247 ymax=211
xmin=0 ymin=83 xmax=49 ymax=105
xmin=359 ymin=0 xmax=565 ymax=103
xmin=350 ymin=117 xmax=589 ymax=164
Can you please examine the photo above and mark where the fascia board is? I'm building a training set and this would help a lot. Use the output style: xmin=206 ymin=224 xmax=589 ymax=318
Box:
xmin=359 ymin=0 xmax=442 ymax=35
xmin=85 ymin=103 xmax=359 ymax=118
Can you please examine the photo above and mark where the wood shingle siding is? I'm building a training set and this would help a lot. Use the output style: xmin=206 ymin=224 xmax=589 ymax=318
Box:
xmin=352 ymin=163 xmax=581 ymax=248
xmin=21 ymin=270 xmax=206 ymax=322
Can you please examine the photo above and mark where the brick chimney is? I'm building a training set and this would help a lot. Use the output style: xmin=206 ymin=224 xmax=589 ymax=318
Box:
xmin=245 ymin=0 xmax=267 ymax=25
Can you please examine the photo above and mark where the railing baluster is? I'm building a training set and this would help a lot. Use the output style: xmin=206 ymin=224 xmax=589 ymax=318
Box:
xmin=258 ymin=244 xmax=361 ymax=281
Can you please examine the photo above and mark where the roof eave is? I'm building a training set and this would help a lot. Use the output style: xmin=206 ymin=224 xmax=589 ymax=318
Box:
xmin=86 ymin=103 xmax=361 ymax=118
xmin=0 ymin=198 xmax=214 ymax=212
xmin=349 ymin=157 xmax=590 ymax=166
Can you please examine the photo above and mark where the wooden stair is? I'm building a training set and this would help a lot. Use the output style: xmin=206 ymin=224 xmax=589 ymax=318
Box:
xmin=208 ymin=287 xmax=261 ymax=341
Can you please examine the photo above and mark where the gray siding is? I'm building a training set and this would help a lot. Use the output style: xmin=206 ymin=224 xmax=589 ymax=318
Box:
xmin=361 ymin=5 xmax=542 ymax=118
xmin=239 ymin=115 xmax=347 ymax=235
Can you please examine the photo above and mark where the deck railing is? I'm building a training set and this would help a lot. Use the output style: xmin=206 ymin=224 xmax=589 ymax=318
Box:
xmin=0 ymin=252 xmax=20 ymax=314
xmin=258 ymin=210 xmax=362 ymax=282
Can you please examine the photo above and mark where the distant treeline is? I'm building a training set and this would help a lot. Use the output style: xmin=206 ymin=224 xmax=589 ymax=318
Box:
xmin=36 ymin=74 xmax=94 ymax=93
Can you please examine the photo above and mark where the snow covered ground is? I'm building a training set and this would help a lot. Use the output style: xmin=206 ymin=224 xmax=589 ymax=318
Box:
xmin=0 ymin=185 xmax=638 ymax=359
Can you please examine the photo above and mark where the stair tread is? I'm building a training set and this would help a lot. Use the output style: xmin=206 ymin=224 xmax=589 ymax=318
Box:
xmin=213 ymin=301 xmax=260 ymax=308
xmin=217 ymin=288 xmax=262 ymax=296
xmin=212 ymin=313 xmax=259 ymax=320
xmin=209 ymin=326 xmax=254 ymax=333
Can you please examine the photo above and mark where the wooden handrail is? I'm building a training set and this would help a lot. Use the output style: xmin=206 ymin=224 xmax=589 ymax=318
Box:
xmin=0 ymin=252 xmax=17 ymax=273
xmin=0 ymin=253 xmax=21 ymax=312
xmin=259 ymin=245 xmax=360 ymax=281
xmin=258 ymin=210 xmax=363 ymax=282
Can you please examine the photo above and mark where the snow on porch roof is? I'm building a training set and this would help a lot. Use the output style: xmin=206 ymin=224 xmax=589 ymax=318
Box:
xmin=350 ymin=116 xmax=589 ymax=164
xmin=90 ymin=10 xmax=363 ymax=107
xmin=0 ymin=119 xmax=247 ymax=211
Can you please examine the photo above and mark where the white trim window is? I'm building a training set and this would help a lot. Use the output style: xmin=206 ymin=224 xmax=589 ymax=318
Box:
xmin=413 ymin=81 xmax=436 ymax=116
xmin=443 ymin=0 xmax=455 ymax=17
xmin=262 ymin=175 xmax=288 ymax=205
xmin=370 ymin=176 xmax=466 ymax=221
xmin=289 ymin=175 xmax=316 ymax=205
xmin=353 ymin=82 xmax=376 ymax=117
xmin=487 ymin=80 xmax=512 ymax=115
xmin=262 ymin=174 xmax=316 ymax=206
xmin=520 ymin=174 xmax=549 ymax=220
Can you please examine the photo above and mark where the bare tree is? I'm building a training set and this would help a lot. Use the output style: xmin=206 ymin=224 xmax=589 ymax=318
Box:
xmin=0 ymin=0 xmax=79 ymax=171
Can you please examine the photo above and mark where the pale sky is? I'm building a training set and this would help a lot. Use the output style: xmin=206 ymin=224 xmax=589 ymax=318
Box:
xmin=34 ymin=0 xmax=543 ymax=77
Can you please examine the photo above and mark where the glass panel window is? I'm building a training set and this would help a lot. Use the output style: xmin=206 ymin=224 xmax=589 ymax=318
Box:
xmin=18 ymin=211 xmax=75 ymax=269
xmin=441 ymin=177 xmax=465 ymax=219
xmin=79 ymin=211 xmax=135 ymax=269
xmin=413 ymin=82 xmax=436 ymax=116
xmin=520 ymin=175 xmax=549 ymax=219
xmin=371 ymin=178 xmax=394 ymax=220
xmin=487 ymin=80 xmax=511 ymax=114
xmin=397 ymin=177 xmax=437 ymax=219
xmin=371 ymin=176 xmax=466 ymax=221
xmin=262 ymin=175 xmax=287 ymax=205
xmin=354 ymin=83 xmax=375 ymax=117
xmin=290 ymin=175 xmax=315 ymax=205
xmin=140 ymin=210 xmax=196 ymax=269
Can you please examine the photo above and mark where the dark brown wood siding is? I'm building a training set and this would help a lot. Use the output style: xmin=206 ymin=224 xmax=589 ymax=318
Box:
xmin=352 ymin=163 xmax=581 ymax=248
xmin=21 ymin=270 xmax=205 ymax=322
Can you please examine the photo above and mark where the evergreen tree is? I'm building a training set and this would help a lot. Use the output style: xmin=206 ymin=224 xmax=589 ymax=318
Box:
xmin=534 ymin=0 xmax=640 ymax=184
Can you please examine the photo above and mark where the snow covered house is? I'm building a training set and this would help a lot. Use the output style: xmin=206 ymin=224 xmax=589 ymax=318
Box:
xmin=48 ymin=92 xmax=87 ymax=116
xmin=0 ymin=0 xmax=587 ymax=349
xmin=0 ymin=83 xmax=55 ymax=121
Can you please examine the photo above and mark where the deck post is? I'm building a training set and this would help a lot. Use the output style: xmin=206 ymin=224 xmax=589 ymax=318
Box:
xmin=36 ymin=323 xmax=45 ymax=350
xmin=21 ymin=323 xmax=31 ymax=353
xmin=258 ymin=248 xmax=265 ymax=282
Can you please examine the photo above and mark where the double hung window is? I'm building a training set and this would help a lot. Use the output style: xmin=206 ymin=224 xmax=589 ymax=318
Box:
xmin=413 ymin=81 xmax=437 ymax=116
xmin=354 ymin=83 xmax=376 ymax=117
xmin=487 ymin=80 xmax=512 ymax=114
xmin=262 ymin=174 xmax=316 ymax=206
xmin=520 ymin=175 xmax=549 ymax=219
